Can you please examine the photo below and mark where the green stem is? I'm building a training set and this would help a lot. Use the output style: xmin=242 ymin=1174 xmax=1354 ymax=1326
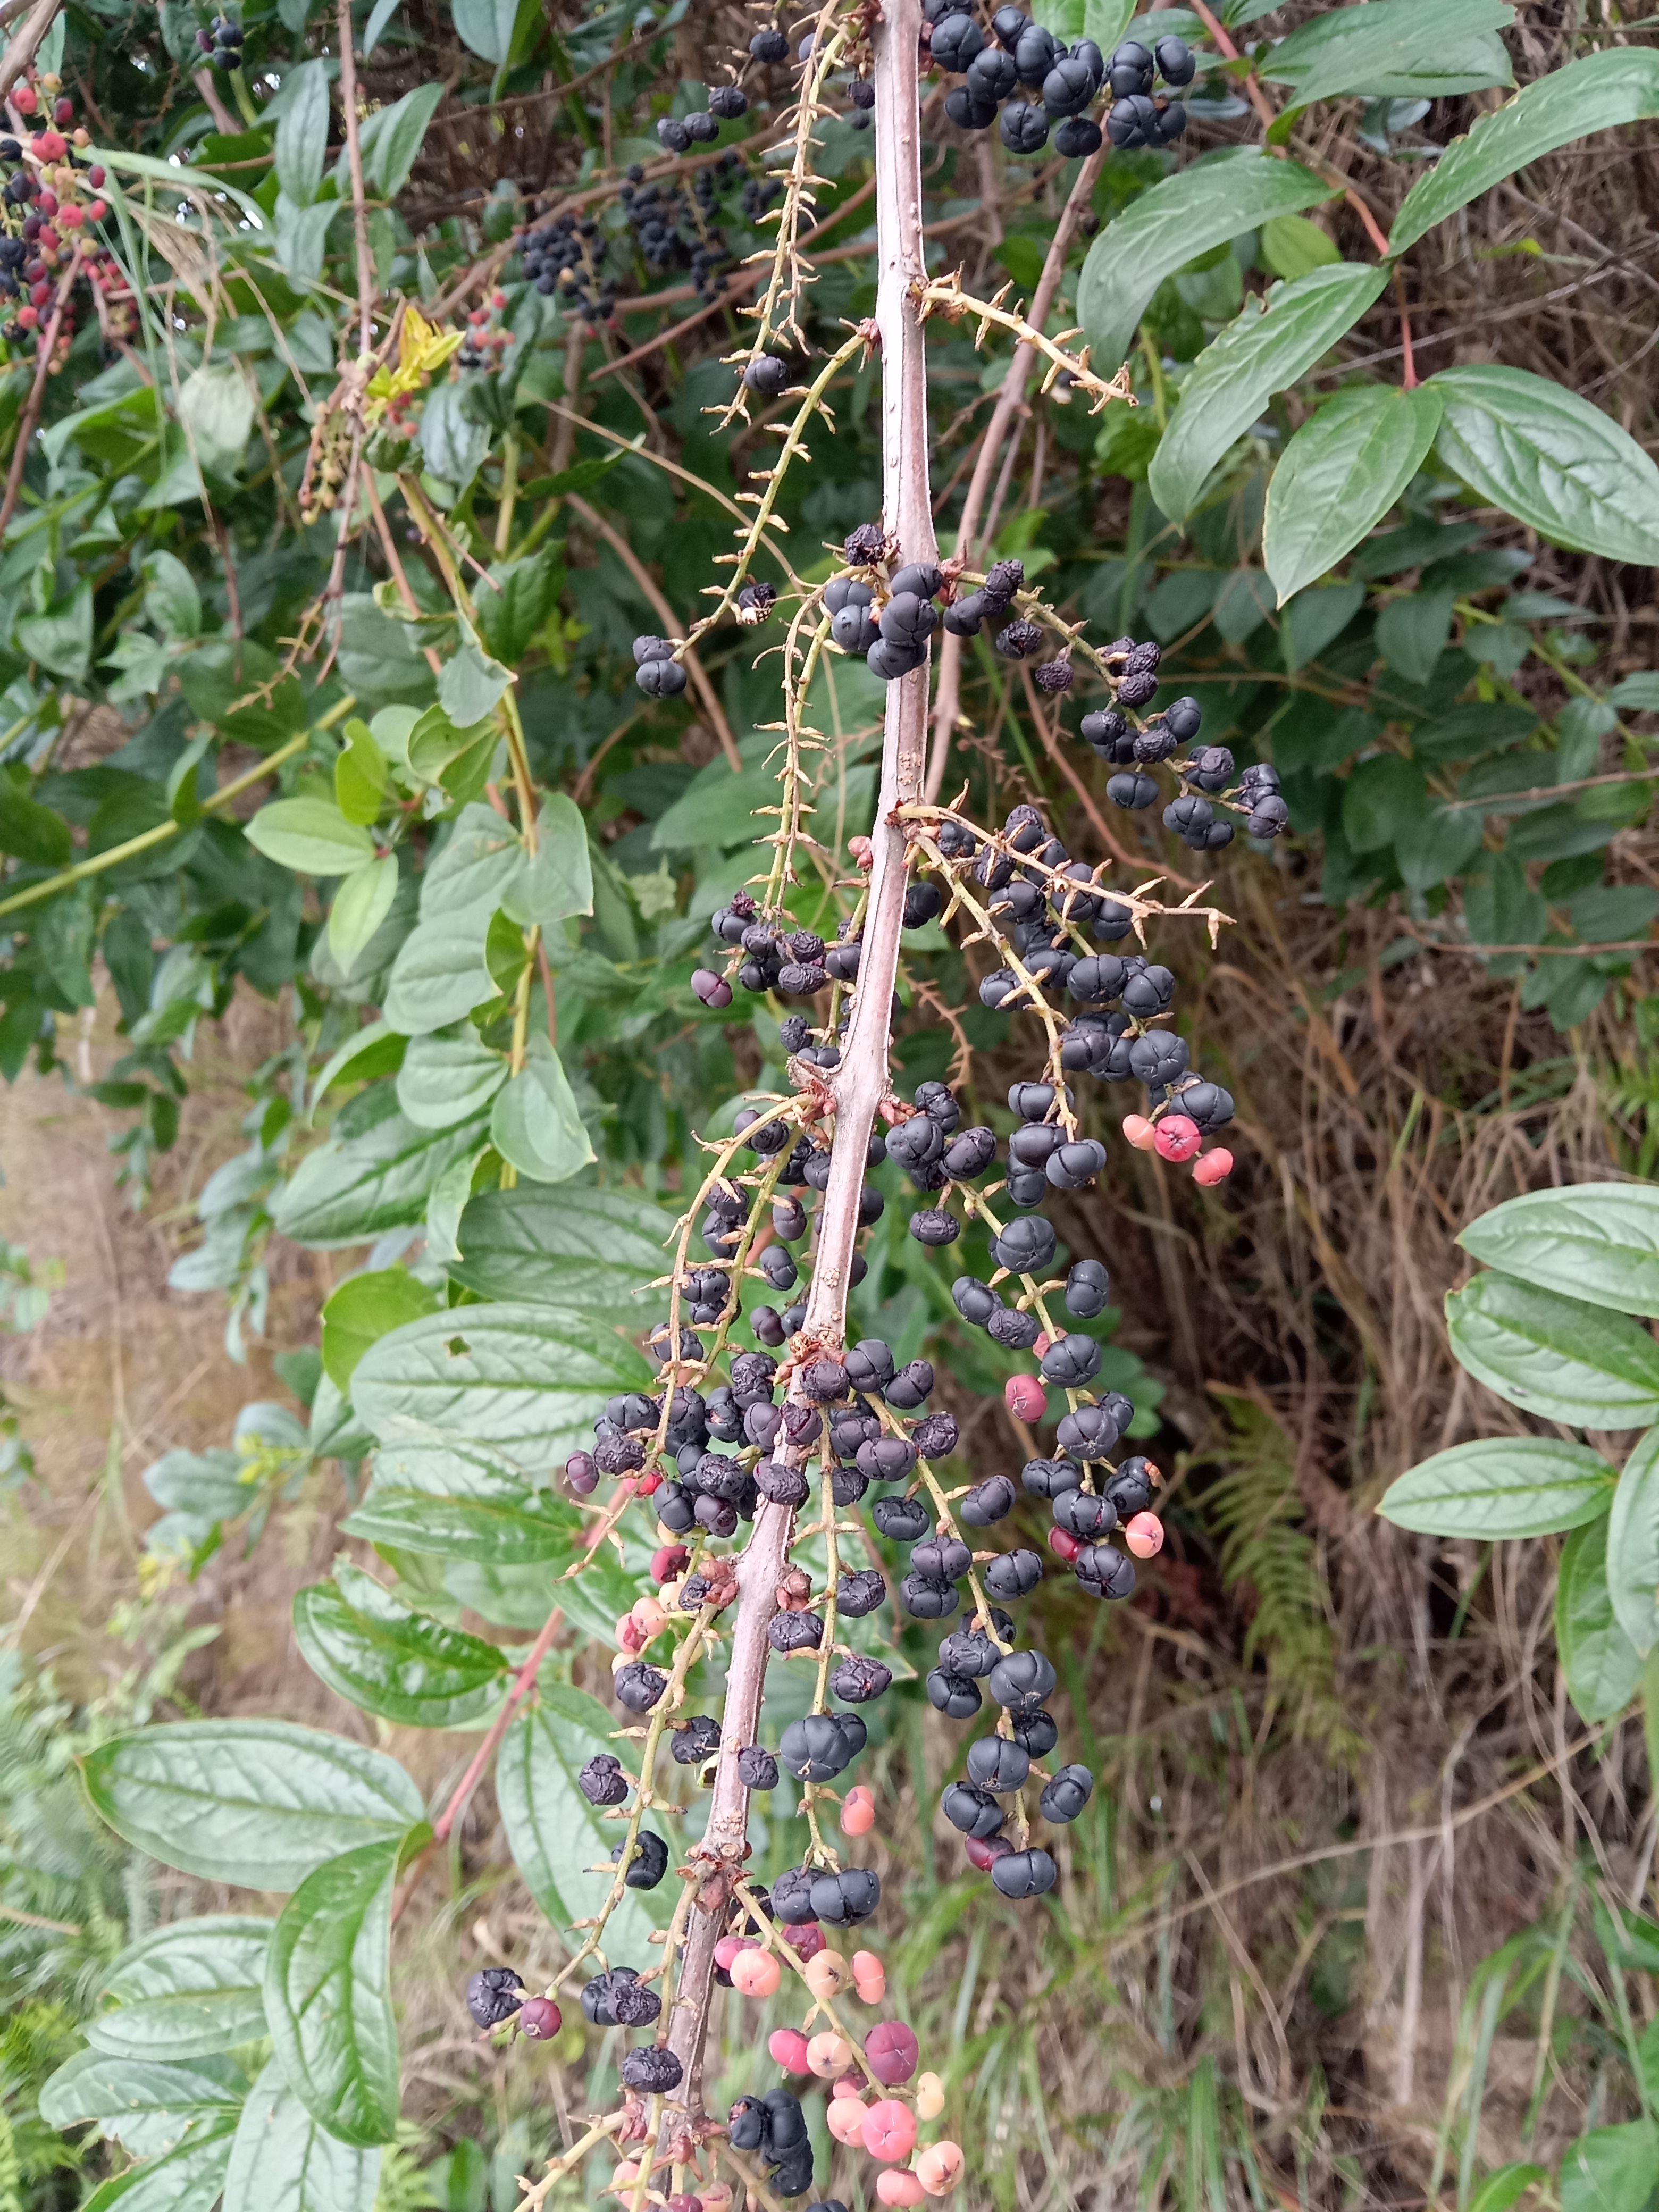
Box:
xmin=229 ymin=67 xmax=260 ymax=126
xmin=0 ymin=700 xmax=354 ymax=921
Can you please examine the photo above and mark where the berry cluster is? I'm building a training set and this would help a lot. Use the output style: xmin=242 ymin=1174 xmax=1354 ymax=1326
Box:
xmin=925 ymin=3 xmax=1195 ymax=158
xmin=196 ymin=11 xmax=245 ymax=70
xmin=657 ymin=82 xmax=749 ymax=154
xmin=456 ymin=287 xmax=513 ymax=371
xmin=0 ymin=78 xmax=115 ymax=364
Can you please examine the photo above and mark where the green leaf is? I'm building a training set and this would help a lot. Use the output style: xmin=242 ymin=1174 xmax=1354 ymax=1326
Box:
xmin=1078 ymin=148 xmax=1336 ymax=371
xmin=294 ymin=1562 xmax=508 ymax=1728
xmin=1378 ymin=1437 xmax=1617 ymax=1538
xmin=396 ymin=1028 xmax=508 ymax=1130
xmin=1445 ymin=1272 xmax=1659 ymax=1428
xmin=1459 ymin=1184 xmax=1659 ymax=1318
xmin=179 ymin=364 xmax=254 ymax=473
xmin=1558 ymin=2121 xmax=1659 ymax=2212
xmin=1375 ymin=587 xmax=1456 ymax=684
xmin=420 ymin=381 xmax=489 ymax=492
xmin=501 ymin=794 xmax=593 ymax=925
xmin=1261 ymin=0 xmax=1514 ymax=104
xmin=1467 ymin=2166 xmax=1547 ymax=2212
xmin=478 ymin=548 xmax=562 ymax=666
xmin=81 ymin=1720 xmax=424 ymax=1890
xmin=1431 ymin=364 xmax=1659 ymax=567
xmin=1342 ymin=752 xmax=1423 ymax=854
xmin=449 ymin=1184 xmax=674 ymax=1310
xmin=421 ymin=801 xmax=525 ymax=920
xmin=311 ymin=1019 xmax=406 ymax=1116
xmin=334 ymin=723 xmax=390 ymax=826
xmin=357 ymin=81 xmax=443 ymax=199
xmin=264 ymin=1834 xmax=408 ymax=2148
xmin=424 ymin=1142 xmax=488 ymax=1266
xmin=1556 ymin=1515 xmax=1644 ymax=1724
xmin=1264 ymin=384 xmax=1443 ymax=604
xmin=224 ymin=2057 xmax=382 ymax=2212
xmin=1147 ymin=264 xmax=1388 ymax=522
xmin=350 ymin=1301 xmax=652 ymax=1476
xmin=1396 ymin=801 xmax=1484 ymax=893
xmin=1259 ymin=213 xmax=1340 ymax=280
xmin=38 ymin=2050 xmax=247 ymax=2157
xmin=327 ymin=856 xmax=399 ymax=982
xmin=246 ymin=799 xmax=376 ymax=878
xmin=438 ymin=640 xmax=513 ymax=729
xmin=1607 ymin=1429 xmax=1659 ymax=1659
xmin=452 ymin=0 xmax=534 ymax=63
xmin=89 ymin=1917 xmax=271 ymax=2061
xmin=80 ymin=2121 xmax=238 ymax=2211
xmin=273 ymin=1105 xmax=491 ymax=1249
xmin=382 ymin=920 xmax=499 ymax=1035
xmin=143 ymin=551 xmax=203 ymax=641
xmin=0 ymin=783 xmax=74 ymax=865
xmin=1390 ymin=48 xmax=1659 ymax=258
xmin=497 ymin=1691 xmax=667 ymax=1960
xmin=342 ymin=1477 xmax=579 ymax=1564
xmin=490 ymin=1035 xmax=596 ymax=1185
xmin=1281 ymin=581 xmax=1365 ymax=670
xmin=320 ymin=1268 xmax=441 ymax=1392
xmin=274 ymin=58 xmax=331 ymax=207
xmin=18 ymin=582 xmax=93 ymax=680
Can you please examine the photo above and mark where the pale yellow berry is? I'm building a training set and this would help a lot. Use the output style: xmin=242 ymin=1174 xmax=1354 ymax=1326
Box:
xmin=915 ymin=2070 xmax=945 ymax=2121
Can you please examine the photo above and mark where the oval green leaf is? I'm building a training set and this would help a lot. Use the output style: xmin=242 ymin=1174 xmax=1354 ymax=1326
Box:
xmin=38 ymin=2050 xmax=247 ymax=2158
xmin=1555 ymin=1515 xmax=1644 ymax=1724
xmin=350 ymin=1301 xmax=650 ymax=1474
xmin=80 ymin=2122 xmax=237 ymax=2210
xmin=320 ymin=1267 xmax=441 ymax=1392
xmin=490 ymin=1036 xmax=597 ymax=1185
xmin=1390 ymin=48 xmax=1659 ymax=258
xmin=382 ymin=918 xmax=499 ymax=1037
xmin=1430 ymin=364 xmax=1659 ymax=567
xmin=1378 ymin=1437 xmax=1616 ymax=1538
xmin=1147 ymin=263 xmax=1389 ymax=523
xmin=224 ymin=2057 xmax=382 ymax=2212
xmin=1264 ymin=384 xmax=1443 ymax=604
xmin=1078 ymin=148 xmax=1336 ymax=372
xmin=1607 ymin=1428 xmax=1659 ymax=1659
xmin=80 ymin=1720 xmax=424 ymax=1891
xmin=263 ymin=1834 xmax=407 ymax=2149
xmin=343 ymin=1482 xmax=578 ymax=1564
xmin=245 ymin=798 xmax=376 ymax=878
xmin=1445 ymin=1272 xmax=1659 ymax=1429
xmin=1459 ymin=1184 xmax=1659 ymax=1318
xmin=396 ymin=1027 xmax=508 ymax=1130
xmin=293 ymin=1562 xmax=508 ymax=1728
xmin=327 ymin=855 xmax=399 ymax=982
xmin=1260 ymin=0 xmax=1513 ymax=104
xmin=273 ymin=1106 xmax=491 ymax=1250
xmin=88 ymin=1917 xmax=271 ymax=2060
xmin=449 ymin=1183 xmax=674 ymax=1310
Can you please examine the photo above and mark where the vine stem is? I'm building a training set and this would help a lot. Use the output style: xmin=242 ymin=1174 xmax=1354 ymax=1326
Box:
xmin=335 ymin=0 xmax=375 ymax=357
xmin=658 ymin=0 xmax=936 ymax=2132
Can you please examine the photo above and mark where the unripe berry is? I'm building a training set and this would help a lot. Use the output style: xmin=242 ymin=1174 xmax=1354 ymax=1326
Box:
xmin=1192 ymin=1146 xmax=1235 ymax=1186
xmin=916 ymin=2071 xmax=946 ymax=2121
xmin=877 ymin=2173 xmax=926 ymax=2207
xmin=730 ymin=1947 xmax=781 ymax=1998
xmin=1125 ymin=1511 xmax=1164 ymax=1557
xmin=787 ymin=1918 xmax=826 ymax=1960
xmin=1123 ymin=1112 xmax=1159 ymax=1150
xmin=518 ymin=1996 xmax=562 ymax=2039
xmin=616 ymin=1613 xmax=646 ymax=1652
xmin=1049 ymin=1526 xmax=1083 ymax=1564
xmin=841 ymin=1784 xmax=875 ymax=1836
xmin=700 ymin=2190 xmax=732 ymax=2212
xmin=827 ymin=2093 xmax=869 ymax=2144
xmin=768 ymin=2027 xmax=811 ymax=2073
xmin=1004 ymin=1373 xmax=1045 ymax=1422
xmin=11 ymin=85 xmax=35 ymax=113
xmin=609 ymin=2163 xmax=641 ymax=2191
xmin=631 ymin=1594 xmax=668 ymax=1636
xmin=713 ymin=1934 xmax=753 ymax=1972
xmin=864 ymin=2099 xmax=918 ymax=2162
xmin=917 ymin=2141 xmax=966 ymax=2196
xmin=808 ymin=2029 xmax=854 ymax=2077
xmin=1153 ymin=1113 xmax=1202 ymax=1163
xmin=805 ymin=1949 xmax=849 ymax=1998
xmin=866 ymin=2020 xmax=919 ymax=2084
xmin=852 ymin=1946 xmax=885 ymax=2002
xmin=650 ymin=1544 xmax=688 ymax=1583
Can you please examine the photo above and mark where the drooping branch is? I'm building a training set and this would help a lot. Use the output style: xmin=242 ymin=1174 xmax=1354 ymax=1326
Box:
xmin=659 ymin=0 xmax=935 ymax=2132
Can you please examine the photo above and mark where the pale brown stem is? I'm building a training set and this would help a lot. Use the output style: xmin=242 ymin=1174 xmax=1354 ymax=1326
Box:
xmin=336 ymin=0 xmax=375 ymax=356
xmin=566 ymin=493 xmax=741 ymax=772
xmin=193 ymin=66 xmax=238 ymax=133
xmin=0 ymin=246 xmax=78 ymax=542
xmin=926 ymin=149 xmax=1104 ymax=803
xmin=0 ymin=0 xmax=56 ymax=100
xmin=659 ymin=0 xmax=935 ymax=2131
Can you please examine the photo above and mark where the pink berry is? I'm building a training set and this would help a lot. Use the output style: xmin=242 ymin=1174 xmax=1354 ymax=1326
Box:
xmin=730 ymin=1948 xmax=781 ymax=1998
xmin=651 ymin=1543 xmax=689 ymax=1583
xmin=518 ymin=1996 xmax=561 ymax=2039
xmin=713 ymin=1934 xmax=752 ymax=1972
xmin=1123 ymin=1112 xmax=1158 ymax=1150
xmin=1049 ymin=1526 xmax=1082 ymax=1564
xmin=840 ymin=1786 xmax=875 ymax=1836
xmin=877 ymin=2173 xmax=926 ymax=2208
xmin=667 ymin=2197 xmax=703 ymax=2212
xmin=13 ymin=86 xmax=36 ymax=113
xmin=1192 ymin=1146 xmax=1235 ymax=1186
xmin=863 ymin=2099 xmax=918 ymax=2163
xmin=1125 ymin=1511 xmax=1164 ymax=1559
xmin=1153 ymin=1113 xmax=1202 ymax=1163
xmin=768 ymin=2027 xmax=811 ymax=2075
xmin=866 ymin=2020 xmax=919 ymax=2085
xmin=1004 ymin=1373 xmax=1046 ymax=1423
xmin=827 ymin=2093 xmax=869 ymax=2146
xmin=916 ymin=2142 xmax=965 ymax=2197
xmin=788 ymin=1920 xmax=825 ymax=1960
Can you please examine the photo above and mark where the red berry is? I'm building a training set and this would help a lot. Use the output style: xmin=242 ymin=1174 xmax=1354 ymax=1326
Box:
xmin=1004 ymin=1373 xmax=1046 ymax=1423
xmin=1048 ymin=1526 xmax=1082 ymax=1565
xmin=87 ymin=199 xmax=107 ymax=221
xmin=1192 ymin=1146 xmax=1235 ymax=1187
xmin=29 ymin=283 xmax=48 ymax=307
xmin=767 ymin=2027 xmax=810 ymax=2075
xmin=865 ymin=2020 xmax=919 ymax=2085
xmin=13 ymin=86 xmax=36 ymax=114
xmin=57 ymin=204 xmax=81 ymax=229
xmin=15 ymin=306 xmax=35 ymax=328
xmin=787 ymin=1920 xmax=825 ymax=1960
xmin=35 ymin=190 xmax=56 ymax=216
xmin=88 ymin=165 xmax=104 ymax=187
xmin=32 ymin=130 xmax=64 ymax=161
xmin=517 ymin=1996 xmax=561 ymax=2039
xmin=635 ymin=1469 xmax=661 ymax=1496
xmin=492 ymin=288 xmax=507 ymax=308
xmin=666 ymin=2197 xmax=703 ymax=2212
xmin=1153 ymin=1113 xmax=1201 ymax=1164
xmin=53 ymin=97 xmax=72 ymax=124
xmin=650 ymin=1543 xmax=689 ymax=1584
xmin=964 ymin=1832 xmax=1013 ymax=1871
